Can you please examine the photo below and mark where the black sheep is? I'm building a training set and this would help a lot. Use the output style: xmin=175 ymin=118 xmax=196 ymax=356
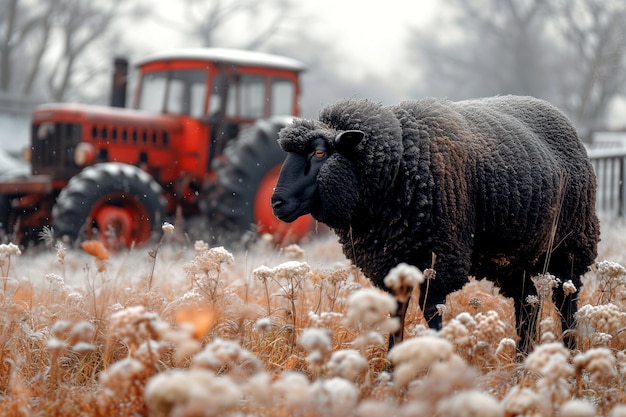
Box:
xmin=271 ymin=97 xmax=600 ymax=352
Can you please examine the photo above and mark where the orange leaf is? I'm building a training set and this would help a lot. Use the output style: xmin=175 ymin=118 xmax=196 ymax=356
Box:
xmin=175 ymin=306 xmax=217 ymax=340
xmin=81 ymin=240 xmax=109 ymax=260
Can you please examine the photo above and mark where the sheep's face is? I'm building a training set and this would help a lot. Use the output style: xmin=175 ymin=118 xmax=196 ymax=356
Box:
xmin=271 ymin=129 xmax=364 ymax=229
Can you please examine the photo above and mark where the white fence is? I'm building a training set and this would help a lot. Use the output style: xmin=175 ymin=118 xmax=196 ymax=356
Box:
xmin=588 ymin=146 xmax=626 ymax=218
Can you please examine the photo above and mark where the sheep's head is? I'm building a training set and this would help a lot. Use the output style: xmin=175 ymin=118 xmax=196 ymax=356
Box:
xmin=271 ymin=120 xmax=364 ymax=229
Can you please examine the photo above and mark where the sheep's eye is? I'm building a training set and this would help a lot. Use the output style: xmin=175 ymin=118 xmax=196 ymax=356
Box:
xmin=314 ymin=149 xmax=326 ymax=158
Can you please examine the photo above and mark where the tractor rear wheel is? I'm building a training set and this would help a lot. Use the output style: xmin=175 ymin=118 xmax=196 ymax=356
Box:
xmin=52 ymin=163 xmax=166 ymax=249
xmin=207 ymin=117 xmax=313 ymax=245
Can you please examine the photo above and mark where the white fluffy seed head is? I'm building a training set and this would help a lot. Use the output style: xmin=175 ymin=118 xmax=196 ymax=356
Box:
xmin=383 ymin=262 xmax=424 ymax=291
xmin=346 ymin=288 xmax=398 ymax=331
xmin=388 ymin=335 xmax=458 ymax=387
xmin=435 ymin=390 xmax=502 ymax=417
xmin=560 ymin=399 xmax=596 ymax=417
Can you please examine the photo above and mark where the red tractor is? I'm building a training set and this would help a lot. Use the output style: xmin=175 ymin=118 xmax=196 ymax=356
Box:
xmin=0 ymin=48 xmax=314 ymax=248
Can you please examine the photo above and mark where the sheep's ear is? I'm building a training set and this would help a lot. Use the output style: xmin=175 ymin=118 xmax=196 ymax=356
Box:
xmin=334 ymin=130 xmax=364 ymax=154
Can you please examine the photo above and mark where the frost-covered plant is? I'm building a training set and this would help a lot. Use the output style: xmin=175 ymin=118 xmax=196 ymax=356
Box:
xmin=183 ymin=245 xmax=234 ymax=304
xmin=593 ymin=260 xmax=626 ymax=304
xmin=345 ymin=288 xmax=399 ymax=353
xmin=435 ymin=389 xmax=502 ymax=417
xmin=298 ymin=327 xmax=332 ymax=374
xmin=440 ymin=310 xmax=506 ymax=365
xmin=144 ymin=368 xmax=241 ymax=416
xmin=253 ymin=261 xmax=311 ymax=330
xmin=573 ymin=347 xmax=618 ymax=386
xmin=326 ymin=349 xmax=369 ymax=384
xmin=108 ymin=305 xmax=166 ymax=353
xmin=524 ymin=342 xmax=574 ymax=407
xmin=576 ymin=303 xmax=626 ymax=348
xmin=388 ymin=335 xmax=460 ymax=388
xmin=383 ymin=262 xmax=424 ymax=303
xmin=310 ymin=377 xmax=359 ymax=417
xmin=0 ymin=242 xmax=21 ymax=280
xmin=191 ymin=337 xmax=262 ymax=379
xmin=309 ymin=267 xmax=350 ymax=313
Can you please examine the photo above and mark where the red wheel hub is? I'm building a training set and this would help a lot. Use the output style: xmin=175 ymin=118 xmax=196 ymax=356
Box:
xmin=88 ymin=193 xmax=152 ymax=248
xmin=255 ymin=165 xmax=313 ymax=245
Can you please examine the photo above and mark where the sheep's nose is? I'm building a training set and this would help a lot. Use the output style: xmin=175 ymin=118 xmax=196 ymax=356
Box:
xmin=271 ymin=196 xmax=285 ymax=210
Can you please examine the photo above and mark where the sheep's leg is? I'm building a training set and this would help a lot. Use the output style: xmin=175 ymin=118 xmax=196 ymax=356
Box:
xmin=514 ymin=291 xmax=539 ymax=354
xmin=419 ymin=291 xmax=446 ymax=330
xmin=388 ymin=299 xmax=409 ymax=351
xmin=552 ymin=284 xmax=578 ymax=349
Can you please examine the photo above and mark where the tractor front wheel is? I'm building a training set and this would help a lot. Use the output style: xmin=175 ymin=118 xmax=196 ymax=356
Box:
xmin=52 ymin=163 xmax=166 ymax=249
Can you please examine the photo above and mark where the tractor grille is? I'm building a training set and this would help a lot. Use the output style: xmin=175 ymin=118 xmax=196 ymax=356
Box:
xmin=31 ymin=122 xmax=82 ymax=179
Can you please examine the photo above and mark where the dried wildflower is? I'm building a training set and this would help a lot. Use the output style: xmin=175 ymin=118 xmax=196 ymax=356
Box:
xmin=282 ymin=243 xmax=305 ymax=259
xmin=144 ymin=369 xmax=241 ymax=416
xmin=593 ymin=260 xmax=626 ymax=303
xmin=388 ymin=335 xmax=459 ymax=387
xmin=563 ymin=280 xmax=577 ymax=296
xmin=560 ymin=399 xmax=596 ymax=417
xmin=573 ymin=347 xmax=617 ymax=385
xmin=0 ymin=243 xmax=21 ymax=281
xmin=45 ymin=273 xmax=65 ymax=287
xmin=436 ymin=303 xmax=447 ymax=316
xmin=440 ymin=316 xmax=471 ymax=346
xmin=55 ymin=242 xmax=66 ymax=265
xmin=311 ymin=377 xmax=359 ymax=417
xmin=383 ymin=262 xmax=424 ymax=303
xmin=576 ymin=303 xmax=626 ymax=336
xmin=242 ymin=372 xmax=273 ymax=406
xmin=194 ymin=240 xmax=209 ymax=253
xmin=423 ymin=267 xmax=436 ymax=280
xmin=252 ymin=265 xmax=273 ymax=283
xmin=99 ymin=357 xmax=147 ymax=397
xmin=0 ymin=242 xmax=21 ymax=257
xmin=468 ymin=296 xmax=483 ymax=310
xmin=345 ymin=288 xmax=399 ymax=333
xmin=326 ymin=349 xmax=368 ymax=383
xmin=299 ymin=327 xmax=332 ymax=370
xmin=610 ymin=405 xmax=626 ymax=417
xmin=502 ymin=386 xmax=545 ymax=417
xmin=161 ymin=222 xmax=175 ymax=233
xmin=496 ymin=337 xmax=517 ymax=361
xmin=532 ymin=273 xmax=560 ymax=299
xmin=192 ymin=338 xmax=262 ymax=376
xmin=526 ymin=294 xmax=540 ymax=306
xmin=109 ymin=305 xmax=165 ymax=348
xmin=271 ymin=371 xmax=314 ymax=413
xmin=525 ymin=342 xmax=574 ymax=401
xmin=254 ymin=317 xmax=272 ymax=333
xmin=435 ymin=390 xmax=502 ymax=417
xmin=474 ymin=310 xmax=506 ymax=344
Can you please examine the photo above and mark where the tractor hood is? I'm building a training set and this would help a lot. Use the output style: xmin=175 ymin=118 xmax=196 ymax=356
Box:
xmin=33 ymin=103 xmax=183 ymax=132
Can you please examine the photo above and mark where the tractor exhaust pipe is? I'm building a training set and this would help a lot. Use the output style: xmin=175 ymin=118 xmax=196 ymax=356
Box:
xmin=110 ymin=57 xmax=128 ymax=108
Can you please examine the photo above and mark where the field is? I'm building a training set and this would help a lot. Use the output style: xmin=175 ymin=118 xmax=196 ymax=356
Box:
xmin=1 ymin=219 xmax=626 ymax=417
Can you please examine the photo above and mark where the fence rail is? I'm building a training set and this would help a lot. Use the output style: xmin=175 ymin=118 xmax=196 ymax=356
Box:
xmin=587 ymin=147 xmax=626 ymax=218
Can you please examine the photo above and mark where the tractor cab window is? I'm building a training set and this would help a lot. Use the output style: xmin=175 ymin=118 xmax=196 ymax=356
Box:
xmin=138 ymin=71 xmax=167 ymax=113
xmin=271 ymin=78 xmax=295 ymax=116
xmin=138 ymin=69 xmax=207 ymax=117
xmin=226 ymin=75 xmax=265 ymax=119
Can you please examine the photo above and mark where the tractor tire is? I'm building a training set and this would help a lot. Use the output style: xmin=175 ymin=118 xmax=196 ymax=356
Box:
xmin=207 ymin=117 xmax=312 ymax=245
xmin=52 ymin=163 xmax=166 ymax=249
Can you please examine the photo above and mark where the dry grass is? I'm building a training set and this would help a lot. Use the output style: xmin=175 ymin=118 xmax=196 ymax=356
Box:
xmin=0 ymin=219 xmax=626 ymax=417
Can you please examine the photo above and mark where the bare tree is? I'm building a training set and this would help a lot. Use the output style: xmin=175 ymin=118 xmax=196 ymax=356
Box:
xmin=555 ymin=0 xmax=626 ymax=128
xmin=0 ymin=0 xmax=54 ymax=95
xmin=408 ymin=0 xmax=626 ymax=128
xmin=1 ymin=0 xmax=148 ymax=102
xmin=154 ymin=0 xmax=298 ymax=50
